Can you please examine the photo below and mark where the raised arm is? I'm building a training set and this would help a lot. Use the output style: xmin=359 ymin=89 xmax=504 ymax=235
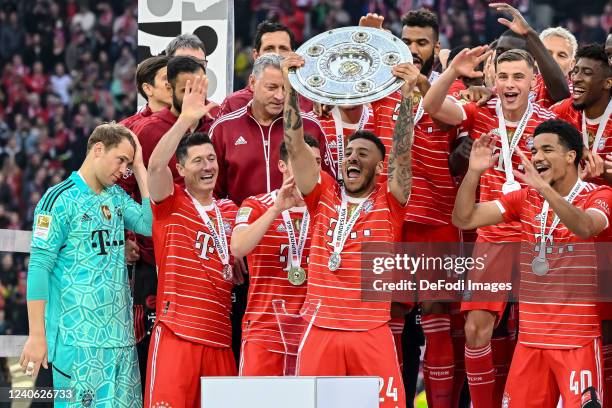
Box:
xmin=147 ymin=76 xmax=216 ymax=203
xmin=514 ymin=149 xmax=608 ymax=239
xmin=490 ymin=3 xmax=570 ymax=102
xmin=387 ymin=63 xmax=418 ymax=205
xmin=423 ymin=46 xmax=491 ymax=125
xmin=452 ymin=133 xmax=505 ymax=229
xmin=231 ymin=177 xmax=302 ymax=258
xmin=281 ymin=53 xmax=319 ymax=196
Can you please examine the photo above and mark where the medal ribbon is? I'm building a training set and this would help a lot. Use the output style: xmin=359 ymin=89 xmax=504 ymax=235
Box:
xmin=281 ymin=208 xmax=310 ymax=269
xmin=581 ymin=99 xmax=612 ymax=153
xmin=496 ymin=100 xmax=533 ymax=185
xmin=331 ymin=105 xmax=370 ymax=181
xmin=187 ymin=191 xmax=230 ymax=266
xmin=330 ymin=191 xmax=371 ymax=255
xmin=536 ymin=179 xmax=584 ymax=258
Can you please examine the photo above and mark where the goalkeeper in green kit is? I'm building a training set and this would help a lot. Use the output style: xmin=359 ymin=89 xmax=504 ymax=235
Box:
xmin=19 ymin=123 xmax=152 ymax=407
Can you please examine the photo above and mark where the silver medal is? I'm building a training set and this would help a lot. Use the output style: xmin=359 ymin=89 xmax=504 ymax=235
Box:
xmin=328 ymin=252 xmax=342 ymax=271
xmin=531 ymin=256 xmax=549 ymax=276
xmin=222 ymin=264 xmax=233 ymax=281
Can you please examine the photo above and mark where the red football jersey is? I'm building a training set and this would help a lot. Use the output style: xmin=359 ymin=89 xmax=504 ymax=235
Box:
xmin=302 ymin=171 xmax=405 ymax=330
xmin=235 ymin=191 xmax=312 ymax=353
xmin=152 ymin=185 xmax=237 ymax=347
xmin=531 ymin=73 xmax=573 ymax=109
xmin=372 ymin=90 xmax=459 ymax=225
xmin=459 ymin=98 xmax=557 ymax=242
xmin=318 ymin=106 xmax=375 ymax=179
xmin=497 ymin=183 xmax=612 ymax=348
xmin=552 ymin=98 xmax=612 ymax=186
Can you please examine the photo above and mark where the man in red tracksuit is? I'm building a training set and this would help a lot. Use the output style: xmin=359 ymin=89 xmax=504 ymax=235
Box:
xmin=209 ymin=53 xmax=332 ymax=206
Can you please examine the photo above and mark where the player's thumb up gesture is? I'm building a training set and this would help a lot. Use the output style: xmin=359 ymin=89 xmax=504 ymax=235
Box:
xmin=180 ymin=76 xmax=217 ymax=124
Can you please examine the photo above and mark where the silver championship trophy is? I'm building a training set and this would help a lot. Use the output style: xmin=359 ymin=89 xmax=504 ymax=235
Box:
xmin=288 ymin=26 xmax=412 ymax=105
xmin=272 ymin=299 xmax=321 ymax=376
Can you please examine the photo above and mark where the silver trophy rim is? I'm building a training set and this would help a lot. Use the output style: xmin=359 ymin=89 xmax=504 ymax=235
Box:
xmin=288 ymin=26 xmax=413 ymax=106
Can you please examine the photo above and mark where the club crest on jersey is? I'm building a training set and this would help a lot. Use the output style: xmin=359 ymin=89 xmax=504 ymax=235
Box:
xmin=223 ymin=219 xmax=232 ymax=234
xmin=116 ymin=208 xmax=123 ymax=218
xmin=101 ymin=205 xmax=112 ymax=220
xmin=526 ymin=136 xmax=534 ymax=150
xmin=362 ymin=200 xmax=374 ymax=214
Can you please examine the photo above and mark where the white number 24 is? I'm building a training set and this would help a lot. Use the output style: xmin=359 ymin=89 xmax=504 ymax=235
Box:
xmin=378 ymin=376 xmax=398 ymax=403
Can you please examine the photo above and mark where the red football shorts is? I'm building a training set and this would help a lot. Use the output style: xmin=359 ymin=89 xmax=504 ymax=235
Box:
xmin=461 ymin=241 xmax=519 ymax=322
xmin=297 ymin=323 xmax=406 ymax=408
xmin=145 ymin=322 xmax=237 ymax=408
xmin=503 ymin=339 xmax=603 ymax=407
xmin=239 ymin=341 xmax=285 ymax=376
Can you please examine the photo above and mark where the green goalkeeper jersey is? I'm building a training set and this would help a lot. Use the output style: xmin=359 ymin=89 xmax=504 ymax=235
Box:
xmin=29 ymin=171 xmax=152 ymax=360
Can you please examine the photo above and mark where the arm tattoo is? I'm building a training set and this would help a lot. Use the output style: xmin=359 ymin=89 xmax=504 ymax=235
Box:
xmin=283 ymin=89 xmax=302 ymax=143
xmin=387 ymin=95 xmax=415 ymax=202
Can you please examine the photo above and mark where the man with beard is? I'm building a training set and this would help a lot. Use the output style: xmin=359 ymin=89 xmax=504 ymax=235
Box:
xmin=282 ymin=50 xmax=417 ymax=408
xmin=551 ymin=44 xmax=612 ymax=185
xmin=370 ymin=9 xmax=466 ymax=407
xmin=132 ymin=56 xmax=209 ymax=188
xmin=424 ymin=47 xmax=556 ymax=408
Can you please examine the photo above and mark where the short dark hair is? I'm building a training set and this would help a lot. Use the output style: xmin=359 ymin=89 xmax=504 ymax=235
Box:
xmin=254 ymin=21 xmax=296 ymax=52
xmin=165 ymin=34 xmax=206 ymax=57
xmin=576 ymin=43 xmax=612 ymax=75
xmin=533 ymin=119 xmax=583 ymax=167
xmin=401 ymin=8 xmax=439 ymax=38
xmin=87 ymin=123 xmax=136 ymax=154
xmin=136 ymin=55 xmax=170 ymax=100
xmin=167 ymin=56 xmax=206 ymax=87
xmin=496 ymin=49 xmax=535 ymax=70
xmin=347 ymin=130 xmax=386 ymax=161
xmin=176 ymin=132 xmax=213 ymax=165
xmin=279 ymin=134 xmax=320 ymax=162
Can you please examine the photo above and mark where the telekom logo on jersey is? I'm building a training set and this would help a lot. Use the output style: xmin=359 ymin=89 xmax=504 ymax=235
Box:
xmin=195 ymin=231 xmax=216 ymax=260
xmin=326 ymin=217 xmax=371 ymax=245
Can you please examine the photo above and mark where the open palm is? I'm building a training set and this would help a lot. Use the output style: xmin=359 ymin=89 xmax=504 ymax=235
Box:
xmin=469 ymin=133 xmax=499 ymax=173
xmin=449 ymin=46 xmax=491 ymax=79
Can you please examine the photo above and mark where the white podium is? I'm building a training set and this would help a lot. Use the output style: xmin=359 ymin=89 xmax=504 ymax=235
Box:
xmin=201 ymin=376 xmax=380 ymax=407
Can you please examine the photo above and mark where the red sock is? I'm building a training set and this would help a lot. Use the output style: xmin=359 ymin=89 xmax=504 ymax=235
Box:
xmin=603 ymin=344 xmax=612 ymax=407
xmin=465 ymin=343 xmax=495 ymax=408
xmin=422 ymin=314 xmax=454 ymax=407
xmin=451 ymin=334 xmax=466 ymax=408
xmin=491 ymin=336 xmax=515 ymax=407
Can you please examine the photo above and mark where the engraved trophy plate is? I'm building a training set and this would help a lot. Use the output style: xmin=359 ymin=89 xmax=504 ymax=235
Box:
xmin=289 ymin=26 xmax=413 ymax=106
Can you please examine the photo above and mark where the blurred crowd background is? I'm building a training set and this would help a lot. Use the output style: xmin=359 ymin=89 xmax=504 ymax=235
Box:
xmin=0 ymin=0 xmax=609 ymax=348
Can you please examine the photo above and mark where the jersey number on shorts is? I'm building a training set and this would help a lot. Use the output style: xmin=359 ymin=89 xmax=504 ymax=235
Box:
xmin=378 ymin=376 xmax=398 ymax=403
xmin=570 ymin=370 xmax=592 ymax=395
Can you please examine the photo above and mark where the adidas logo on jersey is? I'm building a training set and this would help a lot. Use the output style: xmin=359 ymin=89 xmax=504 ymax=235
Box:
xmin=81 ymin=213 xmax=92 ymax=222
xmin=234 ymin=136 xmax=247 ymax=146
xmin=328 ymin=141 xmax=337 ymax=149
xmin=276 ymin=224 xmax=286 ymax=233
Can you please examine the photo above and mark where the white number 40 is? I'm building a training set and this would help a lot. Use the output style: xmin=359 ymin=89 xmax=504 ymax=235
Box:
xmin=570 ymin=370 xmax=592 ymax=395
xmin=379 ymin=376 xmax=398 ymax=402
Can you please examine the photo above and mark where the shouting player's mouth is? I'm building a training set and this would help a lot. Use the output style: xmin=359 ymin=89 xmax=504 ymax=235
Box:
xmin=199 ymin=171 xmax=216 ymax=185
xmin=346 ymin=165 xmax=362 ymax=180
